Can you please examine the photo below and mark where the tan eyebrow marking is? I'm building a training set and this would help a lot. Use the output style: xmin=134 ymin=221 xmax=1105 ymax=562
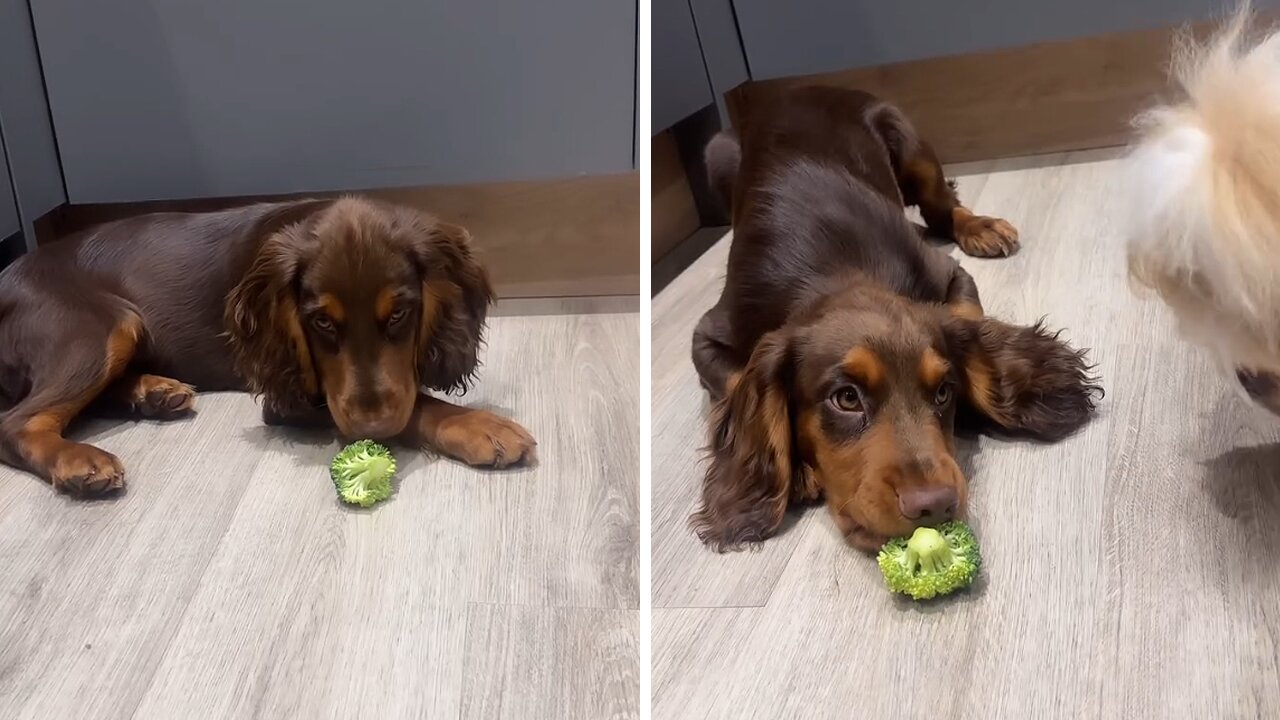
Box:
xmin=920 ymin=348 xmax=950 ymax=389
xmin=374 ymin=287 xmax=397 ymax=323
xmin=316 ymin=293 xmax=346 ymax=323
xmin=842 ymin=347 xmax=884 ymax=391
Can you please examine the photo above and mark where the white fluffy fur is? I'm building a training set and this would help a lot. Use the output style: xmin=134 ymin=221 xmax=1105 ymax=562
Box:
xmin=1126 ymin=7 xmax=1280 ymax=373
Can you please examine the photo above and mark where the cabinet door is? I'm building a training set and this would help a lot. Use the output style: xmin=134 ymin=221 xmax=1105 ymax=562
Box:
xmin=653 ymin=0 xmax=713 ymax=132
xmin=31 ymin=0 xmax=636 ymax=203
xmin=0 ymin=0 xmax=66 ymax=223
xmin=0 ymin=144 xmax=16 ymax=240
xmin=733 ymin=0 xmax=1275 ymax=81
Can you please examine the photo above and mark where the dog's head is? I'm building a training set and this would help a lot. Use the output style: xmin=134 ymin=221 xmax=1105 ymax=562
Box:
xmin=225 ymin=197 xmax=493 ymax=438
xmin=691 ymin=288 xmax=1100 ymax=552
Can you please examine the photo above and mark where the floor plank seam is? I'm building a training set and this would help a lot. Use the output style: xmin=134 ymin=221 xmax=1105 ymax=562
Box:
xmin=464 ymin=601 xmax=640 ymax=611
xmin=653 ymin=604 xmax=770 ymax=611
xmin=122 ymin=462 xmax=260 ymax=720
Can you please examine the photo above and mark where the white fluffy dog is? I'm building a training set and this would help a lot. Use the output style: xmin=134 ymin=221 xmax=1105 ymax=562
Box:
xmin=1126 ymin=8 xmax=1280 ymax=410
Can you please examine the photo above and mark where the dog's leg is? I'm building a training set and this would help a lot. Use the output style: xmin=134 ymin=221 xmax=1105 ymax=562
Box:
xmin=0 ymin=311 xmax=143 ymax=494
xmin=94 ymin=374 xmax=195 ymax=419
xmin=399 ymin=394 xmax=536 ymax=468
xmin=692 ymin=304 xmax=743 ymax=401
xmin=897 ymin=140 xmax=1020 ymax=258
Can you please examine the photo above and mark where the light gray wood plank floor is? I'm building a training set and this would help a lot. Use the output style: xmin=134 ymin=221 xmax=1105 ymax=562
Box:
xmin=0 ymin=304 xmax=639 ymax=720
xmin=652 ymin=149 xmax=1280 ymax=720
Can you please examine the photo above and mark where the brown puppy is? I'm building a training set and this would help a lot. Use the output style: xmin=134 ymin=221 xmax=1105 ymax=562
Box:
xmin=0 ymin=196 xmax=535 ymax=495
xmin=690 ymin=87 xmax=1100 ymax=552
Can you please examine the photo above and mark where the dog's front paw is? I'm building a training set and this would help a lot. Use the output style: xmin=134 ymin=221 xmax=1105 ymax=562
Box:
xmin=954 ymin=209 xmax=1020 ymax=257
xmin=50 ymin=442 xmax=125 ymax=495
xmin=434 ymin=410 xmax=537 ymax=469
xmin=132 ymin=375 xmax=195 ymax=418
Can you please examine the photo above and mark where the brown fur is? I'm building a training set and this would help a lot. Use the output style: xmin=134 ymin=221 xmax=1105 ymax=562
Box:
xmin=842 ymin=347 xmax=885 ymax=393
xmin=690 ymin=86 xmax=1101 ymax=552
xmin=0 ymin=196 xmax=534 ymax=495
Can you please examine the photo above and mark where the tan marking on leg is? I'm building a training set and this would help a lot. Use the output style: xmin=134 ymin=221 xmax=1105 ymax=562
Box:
xmin=18 ymin=313 xmax=142 ymax=492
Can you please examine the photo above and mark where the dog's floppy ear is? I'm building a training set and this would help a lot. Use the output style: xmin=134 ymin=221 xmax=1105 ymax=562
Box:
xmin=690 ymin=329 xmax=799 ymax=551
xmin=225 ymin=221 xmax=319 ymax=417
xmin=407 ymin=219 xmax=495 ymax=394
xmin=944 ymin=315 xmax=1102 ymax=440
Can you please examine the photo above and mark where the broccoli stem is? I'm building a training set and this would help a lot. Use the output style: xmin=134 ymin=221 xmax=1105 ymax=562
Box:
xmin=905 ymin=527 xmax=954 ymax=575
xmin=355 ymin=457 xmax=393 ymax=488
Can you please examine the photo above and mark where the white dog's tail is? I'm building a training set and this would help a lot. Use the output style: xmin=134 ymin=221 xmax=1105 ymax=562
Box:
xmin=1126 ymin=6 xmax=1280 ymax=370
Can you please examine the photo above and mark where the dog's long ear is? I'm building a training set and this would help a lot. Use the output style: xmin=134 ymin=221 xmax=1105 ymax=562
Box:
xmin=407 ymin=219 xmax=495 ymax=394
xmin=690 ymin=329 xmax=798 ymax=551
xmin=225 ymin=221 xmax=319 ymax=417
xmin=944 ymin=315 xmax=1102 ymax=440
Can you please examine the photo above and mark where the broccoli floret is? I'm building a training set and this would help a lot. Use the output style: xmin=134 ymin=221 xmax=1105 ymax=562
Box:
xmin=330 ymin=440 xmax=396 ymax=507
xmin=877 ymin=521 xmax=981 ymax=600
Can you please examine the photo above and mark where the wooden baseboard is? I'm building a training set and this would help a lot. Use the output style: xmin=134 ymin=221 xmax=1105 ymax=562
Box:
xmin=37 ymin=172 xmax=640 ymax=299
xmin=651 ymin=130 xmax=700 ymax=263
xmin=728 ymin=18 xmax=1272 ymax=163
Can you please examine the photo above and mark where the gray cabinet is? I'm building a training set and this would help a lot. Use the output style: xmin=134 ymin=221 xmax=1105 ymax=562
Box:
xmin=30 ymin=0 xmax=636 ymax=203
xmin=733 ymin=0 xmax=1274 ymax=80
xmin=653 ymin=0 xmax=712 ymax=132
xmin=688 ymin=0 xmax=747 ymax=106
xmin=0 ymin=0 xmax=66 ymax=242
xmin=0 ymin=145 xmax=16 ymax=240
xmin=652 ymin=0 xmax=748 ymax=134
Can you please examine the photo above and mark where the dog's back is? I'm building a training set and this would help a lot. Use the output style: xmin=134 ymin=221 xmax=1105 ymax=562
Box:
xmin=710 ymin=87 xmax=953 ymax=350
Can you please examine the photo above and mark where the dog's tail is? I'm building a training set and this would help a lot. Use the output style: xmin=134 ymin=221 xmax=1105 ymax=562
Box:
xmin=704 ymin=131 xmax=741 ymax=216
xmin=1125 ymin=5 xmax=1280 ymax=369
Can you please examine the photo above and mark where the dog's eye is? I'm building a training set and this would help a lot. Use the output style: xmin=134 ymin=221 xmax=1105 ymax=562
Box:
xmin=830 ymin=387 xmax=863 ymax=413
xmin=935 ymin=382 xmax=953 ymax=406
xmin=311 ymin=315 xmax=336 ymax=334
xmin=387 ymin=308 xmax=409 ymax=327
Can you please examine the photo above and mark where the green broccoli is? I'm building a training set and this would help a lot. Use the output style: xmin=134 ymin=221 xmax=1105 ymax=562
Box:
xmin=330 ymin=440 xmax=396 ymax=507
xmin=877 ymin=521 xmax=981 ymax=600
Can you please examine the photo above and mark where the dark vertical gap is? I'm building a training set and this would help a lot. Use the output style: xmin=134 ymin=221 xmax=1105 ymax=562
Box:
xmin=0 ymin=110 xmax=35 ymax=254
xmin=686 ymin=0 xmax=719 ymax=118
xmin=22 ymin=0 xmax=71 ymax=204
xmin=725 ymin=0 xmax=752 ymax=79
xmin=633 ymin=0 xmax=639 ymax=169
xmin=0 ymin=231 xmax=27 ymax=270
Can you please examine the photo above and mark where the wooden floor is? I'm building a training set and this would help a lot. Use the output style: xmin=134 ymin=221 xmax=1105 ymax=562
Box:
xmin=0 ymin=303 xmax=639 ymax=720
xmin=652 ymin=150 xmax=1280 ymax=719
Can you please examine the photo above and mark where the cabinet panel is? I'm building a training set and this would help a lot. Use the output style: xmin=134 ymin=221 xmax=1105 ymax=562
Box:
xmin=653 ymin=0 xmax=713 ymax=132
xmin=0 ymin=145 xmax=16 ymax=239
xmin=688 ymin=0 xmax=747 ymax=102
xmin=733 ymin=0 xmax=1276 ymax=80
xmin=0 ymin=0 xmax=66 ymax=221
xmin=31 ymin=0 xmax=636 ymax=203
